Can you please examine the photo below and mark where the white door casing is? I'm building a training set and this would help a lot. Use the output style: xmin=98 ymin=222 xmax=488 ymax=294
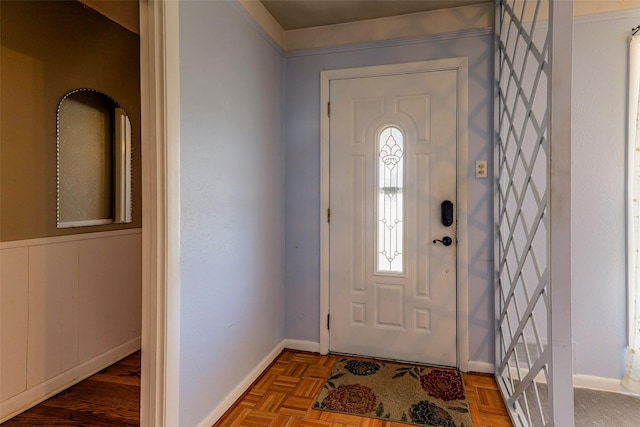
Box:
xmin=139 ymin=0 xmax=181 ymax=425
xmin=320 ymin=59 xmax=470 ymax=370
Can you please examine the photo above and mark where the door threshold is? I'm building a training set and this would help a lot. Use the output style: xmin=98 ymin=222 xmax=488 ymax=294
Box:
xmin=328 ymin=351 xmax=458 ymax=371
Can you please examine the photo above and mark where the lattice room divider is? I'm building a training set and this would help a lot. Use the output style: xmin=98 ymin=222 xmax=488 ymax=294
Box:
xmin=494 ymin=1 xmax=574 ymax=425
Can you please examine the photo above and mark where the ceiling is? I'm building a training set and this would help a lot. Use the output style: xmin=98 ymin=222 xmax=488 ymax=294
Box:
xmin=259 ymin=0 xmax=492 ymax=30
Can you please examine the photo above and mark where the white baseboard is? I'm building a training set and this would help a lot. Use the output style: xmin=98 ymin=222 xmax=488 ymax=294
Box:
xmin=196 ymin=340 xmax=287 ymax=427
xmin=0 ymin=337 xmax=141 ymax=423
xmin=505 ymin=367 xmax=636 ymax=396
xmin=467 ymin=361 xmax=494 ymax=374
xmin=283 ymin=339 xmax=320 ymax=353
xmin=573 ymin=374 xmax=637 ymax=395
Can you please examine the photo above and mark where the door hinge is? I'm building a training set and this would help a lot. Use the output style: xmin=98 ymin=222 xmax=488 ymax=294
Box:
xmin=328 ymin=101 xmax=331 ymax=117
xmin=327 ymin=208 xmax=331 ymax=223
xmin=327 ymin=313 xmax=330 ymax=330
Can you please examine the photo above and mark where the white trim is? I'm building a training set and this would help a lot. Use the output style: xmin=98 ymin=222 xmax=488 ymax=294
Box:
xmin=230 ymin=0 xmax=284 ymax=55
xmin=493 ymin=0 xmax=502 ymax=395
xmin=196 ymin=341 xmax=287 ymax=427
xmin=628 ymin=35 xmax=640 ymax=351
xmin=285 ymin=3 xmax=493 ymax=51
xmin=232 ymin=1 xmax=494 ymax=53
xmin=456 ymin=57 xmax=470 ymax=373
xmin=0 ymin=338 xmax=140 ymax=423
xmin=164 ymin=1 xmax=182 ymax=426
xmin=574 ymin=374 xmax=640 ymax=395
xmin=548 ymin=1 xmax=575 ymax=426
xmin=139 ymin=0 xmax=180 ymax=425
xmin=235 ymin=0 xmax=285 ymax=49
xmin=319 ymin=58 xmax=470 ymax=370
xmin=574 ymin=7 xmax=640 ymax=24
xmin=204 ymin=1 xmax=640 ymax=55
xmin=506 ymin=367 xmax=638 ymax=396
xmin=138 ymin=3 xmax=157 ymax=425
xmin=283 ymin=339 xmax=321 ymax=353
xmin=286 ymin=28 xmax=493 ymax=58
xmin=511 ymin=8 xmax=640 ymax=36
xmin=58 ymin=219 xmax=114 ymax=228
xmin=319 ymin=70 xmax=330 ymax=355
xmin=467 ymin=361 xmax=495 ymax=374
xmin=0 ymin=228 xmax=142 ymax=250
xmin=115 ymin=107 xmax=133 ymax=224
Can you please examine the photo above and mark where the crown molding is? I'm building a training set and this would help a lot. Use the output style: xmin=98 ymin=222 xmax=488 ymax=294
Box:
xmin=236 ymin=0 xmax=285 ymax=48
xmin=285 ymin=3 xmax=494 ymax=51
xmin=286 ymin=27 xmax=494 ymax=58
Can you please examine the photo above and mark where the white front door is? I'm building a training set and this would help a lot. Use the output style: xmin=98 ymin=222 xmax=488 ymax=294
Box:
xmin=329 ymin=70 xmax=458 ymax=367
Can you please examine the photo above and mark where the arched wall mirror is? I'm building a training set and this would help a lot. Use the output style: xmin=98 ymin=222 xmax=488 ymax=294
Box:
xmin=57 ymin=89 xmax=132 ymax=228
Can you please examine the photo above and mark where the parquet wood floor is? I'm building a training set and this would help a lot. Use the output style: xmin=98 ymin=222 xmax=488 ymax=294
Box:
xmin=2 ymin=349 xmax=511 ymax=426
xmin=1 ymin=351 xmax=140 ymax=427
xmin=214 ymin=350 xmax=512 ymax=427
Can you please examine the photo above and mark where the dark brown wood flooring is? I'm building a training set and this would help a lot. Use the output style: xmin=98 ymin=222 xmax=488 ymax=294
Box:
xmin=1 ymin=351 xmax=140 ymax=426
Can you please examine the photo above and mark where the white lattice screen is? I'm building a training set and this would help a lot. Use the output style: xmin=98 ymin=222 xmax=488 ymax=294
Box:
xmin=495 ymin=1 xmax=574 ymax=426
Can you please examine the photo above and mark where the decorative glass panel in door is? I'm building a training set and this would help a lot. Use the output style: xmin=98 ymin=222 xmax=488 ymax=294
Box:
xmin=377 ymin=126 xmax=404 ymax=273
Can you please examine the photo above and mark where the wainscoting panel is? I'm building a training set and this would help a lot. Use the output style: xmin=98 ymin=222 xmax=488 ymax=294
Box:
xmin=27 ymin=241 xmax=80 ymax=387
xmin=0 ymin=247 xmax=29 ymax=401
xmin=0 ymin=229 xmax=142 ymax=422
xmin=78 ymin=234 xmax=142 ymax=362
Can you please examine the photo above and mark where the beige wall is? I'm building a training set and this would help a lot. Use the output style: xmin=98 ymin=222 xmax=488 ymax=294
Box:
xmin=0 ymin=0 xmax=141 ymax=242
xmin=79 ymin=0 xmax=140 ymax=34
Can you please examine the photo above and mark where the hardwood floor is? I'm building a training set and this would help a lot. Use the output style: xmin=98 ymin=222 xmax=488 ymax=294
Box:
xmin=463 ymin=372 xmax=513 ymax=427
xmin=1 ymin=351 xmax=140 ymax=427
xmin=215 ymin=350 xmax=512 ymax=427
xmin=2 ymin=349 xmax=511 ymax=426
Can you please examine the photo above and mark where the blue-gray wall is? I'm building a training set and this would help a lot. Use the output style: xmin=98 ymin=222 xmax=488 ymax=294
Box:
xmin=284 ymin=34 xmax=496 ymax=365
xmin=174 ymin=4 xmax=636 ymax=423
xmin=178 ymin=1 xmax=285 ymax=425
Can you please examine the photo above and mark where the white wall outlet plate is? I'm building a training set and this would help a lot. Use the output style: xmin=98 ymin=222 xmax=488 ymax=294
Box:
xmin=476 ymin=160 xmax=488 ymax=178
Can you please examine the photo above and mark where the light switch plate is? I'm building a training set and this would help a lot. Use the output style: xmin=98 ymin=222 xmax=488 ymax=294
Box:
xmin=476 ymin=160 xmax=488 ymax=178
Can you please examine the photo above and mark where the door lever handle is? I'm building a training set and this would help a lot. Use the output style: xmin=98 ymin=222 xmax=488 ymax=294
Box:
xmin=433 ymin=236 xmax=453 ymax=246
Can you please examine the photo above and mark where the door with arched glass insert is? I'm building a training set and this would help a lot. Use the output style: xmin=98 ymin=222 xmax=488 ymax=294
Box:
xmin=328 ymin=70 xmax=459 ymax=366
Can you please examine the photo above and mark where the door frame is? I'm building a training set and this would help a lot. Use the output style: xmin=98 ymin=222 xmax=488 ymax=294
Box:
xmin=319 ymin=58 xmax=470 ymax=370
xmin=139 ymin=1 xmax=181 ymax=425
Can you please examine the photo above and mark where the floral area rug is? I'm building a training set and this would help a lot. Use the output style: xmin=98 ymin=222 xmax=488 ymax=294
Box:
xmin=313 ymin=357 xmax=472 ymax=427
